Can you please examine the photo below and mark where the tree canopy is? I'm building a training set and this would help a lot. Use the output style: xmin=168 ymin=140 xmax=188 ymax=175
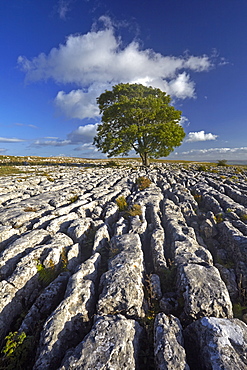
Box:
xmin=93 ymin=83 xmax=185 ymax=166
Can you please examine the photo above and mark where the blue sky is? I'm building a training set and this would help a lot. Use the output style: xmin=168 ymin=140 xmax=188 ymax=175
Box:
xmin=1 ymin=0 xmax=247 ymax=161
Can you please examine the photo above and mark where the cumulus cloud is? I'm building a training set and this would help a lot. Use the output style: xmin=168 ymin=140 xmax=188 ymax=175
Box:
xmin=186 ymin=130 xmax=218 ymax=142
xmin=18 ymin=17 xmax=214 ymax=119
xmin=32 ymin=123 xmax=98 ymax=148
xmin=0 ymin=137 xmax=25 ymax=143
xmin=67 ymin=124 xmax=98 ymax=143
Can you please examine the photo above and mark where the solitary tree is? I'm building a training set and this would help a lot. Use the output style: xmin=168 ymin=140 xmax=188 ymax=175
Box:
xmin=93 ymin=83 xmax=185 ymax=166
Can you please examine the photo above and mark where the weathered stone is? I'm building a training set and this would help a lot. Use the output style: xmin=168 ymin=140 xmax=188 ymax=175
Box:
xmin=147 ymin=204 xmax=167 ymax=272
xmin=154 ymin=313 xmax=190 ymax=370
xmin=41 ymin=233 xmax=74 ymax=269
xmin=59 ymin=315 xmax=143 ymax=370
xmin=173 ymin=237 xmax=213 ymax=266
xmin=97 ymin=233 xmax=145 ymax=318
xmin=114 ymin=216 xmax=129 ymax=235
xmin=0 ymin=244 xmax=50 ymax=345
xmin=46 ymin=212 xmax=79 ymax=234
xmin=149 ymin=274 xmax=162 ymax=300
xmin=200 ymin=218 xmax=217 ymax=239
xmin=0 ymin=225 xmax=19 ymax=251
xmin=177 ymin=263 xmax=233 ymax=322
xmin=33 ymin=253 xmax=101 ymax=370
xmin=67 ymin=218 xmax=92 ymax=243
xmin=103 ymin=201 xmax=119 ymax=224
xmin=92 ymin=223 xmax=110 ymax=253
xmin=160 ymin=293 xmax=179 ymax=315
xmin=184 ymin=317 xmax=247 ymax=370
xmin=0 ymin=229 xmax=49 ymax=279
xmin=19 ymin=272 xmax=70 ymax=334
xmin=215 ymin=263 xmax=239 ymax=301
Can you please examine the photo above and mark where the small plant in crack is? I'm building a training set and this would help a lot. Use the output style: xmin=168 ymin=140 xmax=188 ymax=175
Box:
xmin=0 ymin=331 xmax=34 ymax=370
xmin=115 ymin=196 xmax=142 ymax=219
xmin=69 ymin=195 xmax=79 ymax=204
xmin=214 ymin=212 xmax=224 ymax=223
xmin=136 ymin=176 xmax=152 ymax=191
xmin=115 ymin=196 xmax=128 ymax=212
xmin=36 ymin=248 xmax=68 ymax=287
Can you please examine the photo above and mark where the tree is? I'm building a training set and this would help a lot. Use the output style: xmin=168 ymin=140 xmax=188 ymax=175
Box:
xmin=93 ymin=83 xmax=185 ymax=166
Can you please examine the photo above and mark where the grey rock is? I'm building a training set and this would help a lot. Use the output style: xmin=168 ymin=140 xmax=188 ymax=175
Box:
xmin=19 ymin=272 xmax=70 ymax=334
xmin=33 ymin=253 xmax=101 ymax=370
xmin=0 ymin=225 xmax=19 ymax=251
xmin=97 ymin=233 xmax=145 ymax=318
xmin=114 ymin=216 xmax=129 ymax=235
xmin=178 ymin=263 xmax=233 ymax=322
xmin=46 ymin=212 xmax=79 ymax=234
xmin=215 ymin=263 xmax=239 ymax=301
xmin=67 ymin=218 xmax=92 ymax=243
xmin=59 ymin=315 xmax=143 ymax=370
xmin=160 ymin=293 xmax=179 ymax=315
xmin=41 ymin=233 xmax=74 ymax=269
xmin=92 ymin=223 xmax=110 ymax=253
xmin=200 ymin=218 xmax=217 ymax=239
xmin=0 ymin=229 xmax=50 ymax=279
xmin=0 ymin=244 xmax=49 ymax=345
xmin=154 ymin=313 xmax=190 ymax=370
xmin=150 ymin=228 xmax=167 ymax=271
xmin=184 ymin=317 xmax=247 ymax=370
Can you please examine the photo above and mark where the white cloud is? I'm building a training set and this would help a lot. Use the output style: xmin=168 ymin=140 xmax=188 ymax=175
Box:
xmin=34 ymin=139 xmax=71 ymax=147
xmin=0 ymin=137 xmax=25 ymax=143
xmin=18 ymin=17 xmax=214 ymax=119
xmin=67 ymin=124 xmax=98 ymax=143
xmin=173 ymin=147 xmax=247 ymax=160
xmin=55 ymin=87 xmax=102 ymax=119
xmin=57 ymin=0 xmax=72 ymax=20
xmin=32 ymin=123 xmax=98 ymax=148
xmin=15 ymin=123 xmax=38 ymax=129
xmin=179 ymin=116 xmax=190 ymax=126
xmin=186 ymin=130 xmax=218 ymax=142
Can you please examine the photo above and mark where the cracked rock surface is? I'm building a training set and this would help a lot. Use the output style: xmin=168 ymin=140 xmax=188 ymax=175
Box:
xmin=0 ymin=162 xmax=247 ymax=369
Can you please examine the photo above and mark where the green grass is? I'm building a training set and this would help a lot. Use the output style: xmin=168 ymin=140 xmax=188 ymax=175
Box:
xmin=0 ymin=166 xmax=23 ymax=176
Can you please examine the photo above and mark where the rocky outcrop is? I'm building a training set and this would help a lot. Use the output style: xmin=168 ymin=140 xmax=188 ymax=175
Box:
xmin=0 ymin=163 xmax=247 ymax=369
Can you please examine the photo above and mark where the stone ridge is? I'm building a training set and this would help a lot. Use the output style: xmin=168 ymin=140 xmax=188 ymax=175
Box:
xmin=0 ymin=163 xmax=247 ymax=369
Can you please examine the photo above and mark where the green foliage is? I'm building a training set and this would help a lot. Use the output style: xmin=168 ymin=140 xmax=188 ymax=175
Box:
xmin=136 ymin=176 xmax=152 ymax=190
xmin=36 ymin=248 xmax=68 ymax=286
xmin=93 ymin=83 xmax=185 ymax=166
xmin=197 ymin=165 xmax=208 ymax=172
xmin=240 ymin=213 xmax=247 ymax=222
xmin=0 ymin=166 xmax=23 ymax=176
xmin=215 ymin=213 xmax=224 ymax=223
xmin=217 ymin=159 xmax=228 ymax=166
xmin=0 ymin=331 xmax=34 ymax=370
xmin=159 ymin=265 xmax=177 ymax=293
xmin=116 ymin=196 xmax=128 ymax=212
xmin=125 ymin=204 xmax=142 ymax=217
xmin=116 ymin=196 xmax=142 ymax=218
xmin=69 ymin=195 xmax=79 ymax=203
xmin=233 ymin=303 xmax=247 ymax=321
xmin=105 ymin=160 xmax=120 ymax=167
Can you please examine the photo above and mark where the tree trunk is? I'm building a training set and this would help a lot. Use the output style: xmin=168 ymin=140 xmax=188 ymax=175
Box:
xmin=140 ymin=152 xmax=150 ymax=167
